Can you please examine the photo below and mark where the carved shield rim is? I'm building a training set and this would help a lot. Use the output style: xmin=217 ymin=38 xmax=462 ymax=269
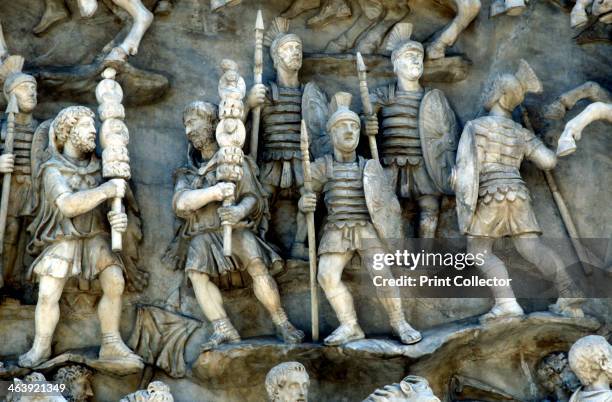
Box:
xmin=419 ymin=89 xmax=460 ymax=195
xmin=454 ymin=122 xmax=479 ymax=234
xmin=364 ymin=159 xmax=403 ymax=246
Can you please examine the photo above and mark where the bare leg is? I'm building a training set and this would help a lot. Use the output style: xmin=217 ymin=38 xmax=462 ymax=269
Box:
xmin=98 ymin=265 xmax=140 ymax=360
xmin=545 ymin=81 xmax=612 ymax=120
xmin=33 ymin=0 xmax=70 ymax=35
xmin=318 ymin=252 xmax=365 ymax=345
xmin=247 ymin=259 xmax=304 ymax=343
xmin=418 ymin=195 xmax=440 ymax=239
xmin=468 ymin=236 xmax=524 ymax=322
xmin=77 ymin=0 xmax=99 ymax=18
xmin=513 ymin=234 xmax=584 ymax=317
xmin=356 ymin=1 xmax=409 ymax=54
xmin=291 ymin=210 xmax=308 ymax=260
xmin=426 ymin=0 xmax=481 ymax=60
xmin=2 ymin=216 xmax=20 ymax=288
xmin=362 ymin=248 xmax=421 ymax=344
xmin=111 ymin=0 xmax=154 ymax=55
xmin=282 ymin=0 xmax=322 ymax=19
xmin=325 ymin=0 xmax=384 ymax=53
xmin=307 ymin=0 xmax=352 ymax=28
xmin=18 ymin=275 xmax=67 ymax=367
xmin=0 ymin=21 xmax=8 ymax=61
xmin=571 ymin=0 xmax=593 ymax=28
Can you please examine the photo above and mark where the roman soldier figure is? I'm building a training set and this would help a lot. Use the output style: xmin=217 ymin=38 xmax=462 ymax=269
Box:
xmin=366 ymin=23 xmax=459 ymax=240
xmin=248 ymin=17 xmax=327 ymax=260
xmin=299 ymin=92 xmax=422 ymax=346
xmin=453 ymin=60 xmax=584 ymax=322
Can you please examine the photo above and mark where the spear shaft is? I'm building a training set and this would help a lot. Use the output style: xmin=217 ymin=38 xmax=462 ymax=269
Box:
xmin=356 ymin=52 xmax=379 ymax=162
xmin=300 ymin=120 xmax=319 ymax=342
xmin=250 ymin=10 xmax=264 ymax=159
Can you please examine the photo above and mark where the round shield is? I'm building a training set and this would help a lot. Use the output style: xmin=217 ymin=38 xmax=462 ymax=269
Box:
xmin=454 ymin=122 xmax=479 ymax=234
xmin=363 ymin=159 xmax=403 ymax=245
xmin=419 ymin=89 xmax=460 ymax=195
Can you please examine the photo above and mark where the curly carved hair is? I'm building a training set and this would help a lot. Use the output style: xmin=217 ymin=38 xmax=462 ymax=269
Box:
xmin=265 ymin=362 xmax=309 ymax=401
xmin=183 ymin=101 xmax=218 ymax=127
xmin=568 ymin=335 xmax=612 ymax=386
xmin=53 ymin=364 xmax=93 ymax=385
xmin=52 ymin=106 xmax=95 ymax=148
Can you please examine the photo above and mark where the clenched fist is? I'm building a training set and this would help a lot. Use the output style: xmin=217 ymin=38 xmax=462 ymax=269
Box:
xmin=108 ymin=211 xmax=128 ymax=233
xmin=0 ymin=154 xmax=15 ymax=174
xmin=365 ymin=115 xmax=379 ymax=137
xmin=247 ymin=83 xmax=267 ymax=108
xmin=103 ymin=179 xmax=127 ymax=199
xmin=218 ymin=205 xmax=243 ymax=225
xmin=213 ymin=182 xmax=236 ymax=201
xmin=298 ymin=192 xmax=317 ymax=213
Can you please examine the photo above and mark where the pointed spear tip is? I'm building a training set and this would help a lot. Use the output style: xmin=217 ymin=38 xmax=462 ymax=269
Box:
xmin=256 ymin=10 xmax=264 ymax=30
xmin=356 ymin=52 xmax=366 ymax=72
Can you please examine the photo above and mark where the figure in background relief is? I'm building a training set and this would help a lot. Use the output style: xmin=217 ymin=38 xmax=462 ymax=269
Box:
xmin=247 ymin=17 xmax=328 ymax=260
xmin=363 ymin=375 xmax=441 ymax=402
xmin=265 ymin=362 xmax=310 ymax=402
xmin=17 ymin=106 xmax=142 ymax=368
xmin=568 ymin=335 xmax=612 ymax=402
xmin=453 ymin=60 xmax=585 ymax=322
xmin=367 ymin=23 xmax=459 ymax=239
xmin=120 ymin=380 xmax=174 ymax=402
xmin=570 ymin=0 xmax=612 ymax=28
xmin=298 ymin=92 xmax=422 ymax=346
xmin=167 ymin=62 xmax=304 ymax=351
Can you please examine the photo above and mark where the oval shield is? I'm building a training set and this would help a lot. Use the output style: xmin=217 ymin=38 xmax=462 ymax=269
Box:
xmin=364 ymin=159 xmax=403 ymax=246
xmin=419 ymin=89 xmax=460 ymax=195
xmin=454 ymin=122 xmax=479 ymax=234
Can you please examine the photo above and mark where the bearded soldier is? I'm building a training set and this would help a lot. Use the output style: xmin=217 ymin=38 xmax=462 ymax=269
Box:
xmin=0 ymin=64 xmax=39 ymax=288
xmin=18 ymin=106 xmax=142 ymax=368
xmin=248 ymin=17 xmax=327 ymax=260
xmin=166 ymin=100 xmax=304 ymax=350
xmin=299 ymin=92 xmax=422 ymax=346
xmin=366 ymin=23 xmax=458 ymax=240
xmin=453 ymin=60 xmax=584 ymax=322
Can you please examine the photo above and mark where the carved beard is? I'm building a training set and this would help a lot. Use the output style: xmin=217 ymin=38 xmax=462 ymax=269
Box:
xmin=71 ymin=130 xmax=96 ymax=153
xmin=188 ymin=130 xmax=217 ymax=157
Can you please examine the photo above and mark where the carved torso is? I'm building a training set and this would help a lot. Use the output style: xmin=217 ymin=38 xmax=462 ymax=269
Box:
xmin=261 ymin=83 xmax=303 ymax=161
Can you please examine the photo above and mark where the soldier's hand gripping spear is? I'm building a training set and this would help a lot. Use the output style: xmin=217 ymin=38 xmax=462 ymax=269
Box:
xmin=356 ymin=52 xmax=379 ymax=162
xmin=299 ymin=120 xmax=319 ymax=342
xmin=250 ymin=10 xmax=265 ymax=159
xmin=0 ymin=93 xmax=18 ymax=288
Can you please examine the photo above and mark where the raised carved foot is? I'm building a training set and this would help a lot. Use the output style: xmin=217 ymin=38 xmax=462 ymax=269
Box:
xmin=550 ymin=298 xmax=585 ymax=318
xmin=154 ymin=0 xmax=173 ymax=16
xmin=479 ymin=300 xmax=524 ymax=324
xmin=281 ymin=0 xmax=321 ymax=19
xmin=276 ymin=321 xmax=305 ymax=344
xmin=323 ymin=323 xmax=365 ymax=346
xmin=570 ymin=6 xmax=589 ymax=28
xmin=426 ymin=41 xmax=447 ymax=61
xmin=33 ymin=0 xmax=69 ymax=35
xmin=18 ymin=345 xmax=51 ymax=368
xmin=307 ymin=0 xmax=351 ymax=28
xmin=544 ymin=99 xmax=567 ymax=120
xmin=200 ymin=318 xmax=241 ymax=352
xmin=391 ymin=320 xmax=422 ymax=345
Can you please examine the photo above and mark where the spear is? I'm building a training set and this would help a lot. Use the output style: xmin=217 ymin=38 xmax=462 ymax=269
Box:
xmin=300 ymin=119 xmax=319 ymax=342
xmin=250 ymin=10 xmax=265 ymax=159
xmin=520 ymin=106 xmax=594 ymax=276
xmin=0 ymin=93 xmax=19 ymax=286
xmin=356 ymin=52 xmax=379 ymax=162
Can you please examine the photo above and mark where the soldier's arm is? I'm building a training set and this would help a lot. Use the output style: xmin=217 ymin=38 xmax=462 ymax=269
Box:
xmin=50 ymin=169 xmax=125 ymax=218
xmin=524 ymin=131 xmax=557 ymax=171
xmin=173 ymin=183 xmax=234 ymax=216
xmin=298 ymin=158 xmax=327 ymax=213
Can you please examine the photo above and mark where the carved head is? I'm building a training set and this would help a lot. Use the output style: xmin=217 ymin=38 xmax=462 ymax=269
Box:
xmin=568 ymin=335 xmax=612 ymax=388
xmin=4 ymin=73 xmax=37 ymax=113
xmin=364 ymin=376 xmax=441 ymax=402
xmin=183 ymin=101 xmax=218 ymax=154
xmin=537 ymin=352 xmax=580 ymax=401
xmin=53 ymin=365 xmax=94 ymax=402
xmin=266 ymin=17 xmax=302 ymax=72
xmin=386 ymin=23 xmax=424 ymax=82
xmin=484 ymin=60 xmax=542 ymax=112
xmin=327 ymin=92 xmax=360 ymax=154
xmin=146 ymin=381 xmax=174 ymax=402
xmin=265 ymin=362 xmax=310 ymax=402
xmin=52 ymin=106 xmax=97 ymax=154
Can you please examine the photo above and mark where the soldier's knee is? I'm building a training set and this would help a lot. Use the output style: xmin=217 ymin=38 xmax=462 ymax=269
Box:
xmin=187 ymin=270 xmax=210 ymax=284
xmin=317 ymin=268 xmax=339 ymax=290
xmin=419 ymin=196 xmax=440 ymax=214
xmin=246 ymin=259 xmax=268 ymax=277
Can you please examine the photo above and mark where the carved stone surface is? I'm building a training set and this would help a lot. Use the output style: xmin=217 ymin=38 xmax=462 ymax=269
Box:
xmin=0 ymin=0 xmax=609 ymax=401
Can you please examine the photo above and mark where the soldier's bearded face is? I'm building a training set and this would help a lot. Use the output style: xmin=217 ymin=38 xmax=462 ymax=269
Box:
xmin=331 ymin=119 xmax=360 ymax=153
xmin=277 ymin=41 xmax=303 ymax=72
xmin=185 ymin=117 xmax=216 ymax=152
xmin=276 ymin=371 xmax=309 ymax=402
xmin=394 ymin=51 xmax=423 ymax=82
xmin=71 ymin=116 xmax=97 ymax=153
xmin=13 ymin=82 xmax=37 ymax=113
